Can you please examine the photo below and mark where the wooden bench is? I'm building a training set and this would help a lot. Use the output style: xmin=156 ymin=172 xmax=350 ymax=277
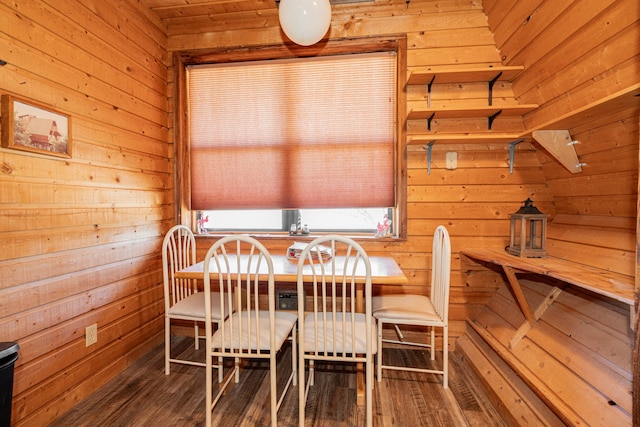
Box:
xmin=461 ymin=248 xmax=634 ymax=338
xmin=459 ymin=247 xmax=635 ymax=426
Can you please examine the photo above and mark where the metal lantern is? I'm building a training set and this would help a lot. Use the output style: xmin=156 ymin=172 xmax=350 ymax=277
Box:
xmin=508 ymin=198 xmax=547 ymax=258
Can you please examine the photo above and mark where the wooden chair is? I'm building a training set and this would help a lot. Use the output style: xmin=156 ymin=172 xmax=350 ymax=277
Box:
xmin=296 ymin=235 xmax=376 ymax=427
xmin=372 ymin=225 xmax=451 ymax=388
xmin=162 ymin=225 xmax=226 ymax=375
xmin=203 ymin=235 xmax=297 ymax=427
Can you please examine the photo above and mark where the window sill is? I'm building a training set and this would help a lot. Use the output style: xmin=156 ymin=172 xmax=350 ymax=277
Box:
xmin=194 ymin=232 xmax=402 ymax=242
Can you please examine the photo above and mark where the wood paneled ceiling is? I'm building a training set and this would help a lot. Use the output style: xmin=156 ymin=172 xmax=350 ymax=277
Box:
xmin=141 ymin=0 xmax=276 ymax=21
xmin=141 ymin=0 xmax=376 ymax=25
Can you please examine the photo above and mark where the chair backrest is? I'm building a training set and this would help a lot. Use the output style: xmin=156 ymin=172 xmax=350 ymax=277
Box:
xmin=202 ymin=235 xmax=275 ymax=354
xmin=430 ymin=225 xmax=451 ymax=322
xmin=297 ymin=235 xmax=372 ymax=358
xmin=162 ymin=225 xmax=198 ymax=310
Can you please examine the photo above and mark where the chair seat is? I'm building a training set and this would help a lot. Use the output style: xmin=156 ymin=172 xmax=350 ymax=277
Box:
xmin=212 ymin=311 xmax=297 ymax=351
xmin=168 ymin=292 xmax=227 ymax=321
xmin=372 ymin=294 xmax=442 ymax=324
xmin=302 ymin=313 xmax=377 ymax=355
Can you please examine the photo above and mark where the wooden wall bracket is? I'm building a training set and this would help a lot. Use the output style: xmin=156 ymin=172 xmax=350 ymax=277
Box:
xmin=426 ymin=112 xmax=435 ymax=131
xmin=488 ymin=110 xmax=502 ymax=129
xmin=502 ymin=266 xmax=536 ymax=324
xmin=509 ymin=284 xmax=564 ymax=349
xmin=487 ymin=72 xmax=503 ymax=106
xmin=426 ymin=74 xmax=435 ymax=108
xmin=532 ymin=130 xmax=584 ymax=173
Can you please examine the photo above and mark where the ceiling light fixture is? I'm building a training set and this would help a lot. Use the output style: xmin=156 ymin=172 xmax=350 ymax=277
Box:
xmin=278 ymin=0 xmax=332 ymax=46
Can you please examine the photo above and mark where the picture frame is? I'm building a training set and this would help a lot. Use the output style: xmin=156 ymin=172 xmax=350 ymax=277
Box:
xmin=1 ymin=94 xmax=72 ymax=158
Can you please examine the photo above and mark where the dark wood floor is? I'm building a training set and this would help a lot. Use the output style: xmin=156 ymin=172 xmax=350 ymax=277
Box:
xmin=51 ymin=336 xmax=506 ymax=426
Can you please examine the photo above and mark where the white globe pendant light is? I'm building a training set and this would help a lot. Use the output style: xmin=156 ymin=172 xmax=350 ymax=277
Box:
xmin=279 ymin=0 xmax=332 ymax=46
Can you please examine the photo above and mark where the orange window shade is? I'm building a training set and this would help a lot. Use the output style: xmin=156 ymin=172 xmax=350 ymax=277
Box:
xmin=188 ymin=52 xmax=396 ymax=210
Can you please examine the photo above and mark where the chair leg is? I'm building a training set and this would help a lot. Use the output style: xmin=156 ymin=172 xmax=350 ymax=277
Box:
xmin=205 ymin=355 xmax=213 ymax=427
xmin=270 ymin=353 xmax=277 ymax=427
xmin=299 ymin=354 xmax=306 ymax=427
xmin=376 ymin=320 xmax=383 ymax=381
xmin=366 ymin=355 xmax=373 ymax=427
xmin=292 ymin=330 xmax=297 ymax=387
xmin=430 ymin=326 xmax=436 ymax=360
xmin=194 ymin=321 xmax=200 ymax=350
xmin=443 ymin=325 xmax=448 ymax=389
xmin=165 ymin=317 xmax=171 ymax=375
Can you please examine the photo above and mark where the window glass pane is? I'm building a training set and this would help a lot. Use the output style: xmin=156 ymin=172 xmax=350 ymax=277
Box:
xmin=203 ymin=210 xmax=282 ymax=230
xmin=298 ymin=208 xmax=389 ymax=232
xmin=200 ymin=208 xmax=393 ymax=235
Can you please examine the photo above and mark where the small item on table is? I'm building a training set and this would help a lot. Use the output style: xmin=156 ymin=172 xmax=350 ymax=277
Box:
xmin=287 ymin=241 xmax=332 ymax=262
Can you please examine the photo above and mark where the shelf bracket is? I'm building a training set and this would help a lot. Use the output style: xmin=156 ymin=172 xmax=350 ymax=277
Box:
xmin=488 ymin=110 xmax=502 ymax=130
xmin=427 ymin=112 xmax=435 ymax=131
xmin=508 ymin=138 xmax=525 ymax=174
xmin=426 ymin=140 xmax=435 ymax=175
xmin=532 ymin=130 xmax=584 ymax=173
xmin=488 ymin=72 xmax=502 ymax=106
xmin=426 ymin=75 xmax=435 ymax=108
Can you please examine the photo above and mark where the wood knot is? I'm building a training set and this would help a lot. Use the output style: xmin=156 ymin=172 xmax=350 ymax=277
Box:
xmin=1 ymin=162 xmax=13 ymax=174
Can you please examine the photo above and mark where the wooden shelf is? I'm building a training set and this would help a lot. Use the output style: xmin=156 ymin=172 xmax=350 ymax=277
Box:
xmin=407 ymin=133 xmax=523 ymax=145
xmin=406 ymin=64 xmax=537 ymax=133
xmin=461 ymin=248 xmax=634 ymax=306
xmin=407 ymin=104 xmax=538 ymax=120
xmin=407 ymin=65 xmax=525 ymax=85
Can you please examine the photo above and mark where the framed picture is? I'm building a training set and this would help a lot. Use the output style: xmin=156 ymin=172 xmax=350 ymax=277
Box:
xmin=1 ymin=95 xmax=72 ymax=158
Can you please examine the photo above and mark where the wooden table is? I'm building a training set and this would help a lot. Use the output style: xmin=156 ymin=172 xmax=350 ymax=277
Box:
xmin=176 ymin=254 xmax=407 ymax=405
xmin=176 ymin=254 xmax=407 ymax=286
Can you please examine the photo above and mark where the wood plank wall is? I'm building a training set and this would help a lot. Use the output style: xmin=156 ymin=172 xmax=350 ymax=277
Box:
xmin=0 ymin=0 xmax=636 ymax=426
xmin=168 ymin=0 xmax=555 ymax=351
xmin=0 ymin=1 xmax=170 ymax=426
xmin=485 ymin=1 xmax=639 ymax=277
xmin=456 ymin=1 xmax=638 ymax=425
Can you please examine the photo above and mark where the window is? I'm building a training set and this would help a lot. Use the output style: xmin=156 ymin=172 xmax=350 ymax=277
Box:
xmin=201 ymin=208 xmax=392 ymax=234
xmin=180 ymin=38 xmax=406 ymax=236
